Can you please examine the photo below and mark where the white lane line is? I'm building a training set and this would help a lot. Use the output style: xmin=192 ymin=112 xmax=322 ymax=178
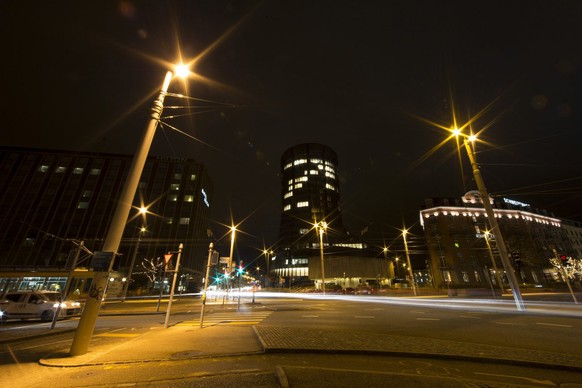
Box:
xmin=494 ymin=322 xmax=526 ymax=326
xmin=460 ymin=315 xmax=482 ymax=319
xmin=416 ymin=318 xmax=440 ymax=321
xmin=302 ymin=315 xmax=319 ymax=318
xmin=536 ymin=322 xmax=572 ymax=328
xmin=354 ymin=316 xmax=375 ymax=319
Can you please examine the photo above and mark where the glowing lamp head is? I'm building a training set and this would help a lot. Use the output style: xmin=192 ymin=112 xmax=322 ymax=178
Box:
xmin=174 ymin=64 xmax=190 ymax=78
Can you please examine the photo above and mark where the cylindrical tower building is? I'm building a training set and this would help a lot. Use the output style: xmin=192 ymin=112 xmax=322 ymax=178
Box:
xmin=278 ymin=143 xmax=347 ymax=250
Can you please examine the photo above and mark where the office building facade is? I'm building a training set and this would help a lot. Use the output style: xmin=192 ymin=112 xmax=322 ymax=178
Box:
xmin=0 ymin=147 xmax=213 ymax=292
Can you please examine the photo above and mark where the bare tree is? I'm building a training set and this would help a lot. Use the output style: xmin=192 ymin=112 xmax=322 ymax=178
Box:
xmin=133 ymin=257 xmax=165 ymax=290
xmin=550 ymin=257 xmax=582 ymax=280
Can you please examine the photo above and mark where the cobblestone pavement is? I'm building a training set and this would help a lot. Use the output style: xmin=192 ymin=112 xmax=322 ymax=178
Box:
xmin=255 ymin=326 xmax=582 ymax=371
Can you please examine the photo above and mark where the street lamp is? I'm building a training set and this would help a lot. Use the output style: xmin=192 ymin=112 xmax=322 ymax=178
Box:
xmin=315 ymin=221 xmax=327 ymax=294
xmin=228 ymin=225 xmax=236 ymax=299
xmin=121 ymin=225 xmax=146 ymax=302
xmin=402 ymin=228 xmax=418 ymax=296
xmin=70 ymin=64 xmax=190 ymax=356
xmin=484 ymin=229 xmax=504 ymax=296
xmin=461 ymin=133 xmax=525 ymax=311
xmin=383 ymin=247 xmax=395 ymax=280
xmin=262 ymin=249 xmax=273 ymax=275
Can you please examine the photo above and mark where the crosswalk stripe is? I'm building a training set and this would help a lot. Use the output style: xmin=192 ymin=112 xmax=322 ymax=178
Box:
xmin=176 ymin=310 xmax=272 ymax=326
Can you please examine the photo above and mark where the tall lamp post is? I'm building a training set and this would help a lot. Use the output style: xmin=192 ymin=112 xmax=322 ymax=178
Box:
xmin=263 ymin=249 xmax=273 ymax=287
xmin=227 ymin=225 xmax=236 ymax=300
xmin=121 ymin=225 xmax=146 ymax=302
xmin=383 ymin=247 xmax=395 ymax=280
xmin=462 ymin=135 xmax=525 ymax=311
xmin=402 ymin=228 xmax=418 ymax=296
xmin=483 ymin=230 xmax=505 ymax=296
xmin=70 ymin=65 xmax=189 ymax=356
xmin=315 ymin=221 xmax=327 ymax=294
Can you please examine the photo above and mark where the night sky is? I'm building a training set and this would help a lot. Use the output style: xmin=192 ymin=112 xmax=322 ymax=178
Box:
xmin=2 ymin=1 xmax=582 ymax=259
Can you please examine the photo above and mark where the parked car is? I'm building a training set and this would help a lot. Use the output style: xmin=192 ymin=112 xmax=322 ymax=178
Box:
xmin=0 ymin=291 xmax=82 ymax=321
xmin=355 ymin=285 xmax=375 ymax=295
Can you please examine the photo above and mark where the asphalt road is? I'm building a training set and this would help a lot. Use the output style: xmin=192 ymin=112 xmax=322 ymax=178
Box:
xmin=2 ymin=293 xmax=582 ymax=386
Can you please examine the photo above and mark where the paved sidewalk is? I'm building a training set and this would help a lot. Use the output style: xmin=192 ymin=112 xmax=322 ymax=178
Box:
xmin=28 ymin=323 xmax=582 ymax=371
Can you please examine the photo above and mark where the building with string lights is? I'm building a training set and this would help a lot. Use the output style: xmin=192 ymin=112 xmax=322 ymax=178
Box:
xmin=420 ymin=191 xmax=576 ymax=289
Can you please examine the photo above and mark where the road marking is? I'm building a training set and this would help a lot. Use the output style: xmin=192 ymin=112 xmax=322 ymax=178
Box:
xmin=416 ymin=318 xmax=440 ymax=321
xmin=475 ymin=372 xmax=554 ymax=385
xmin=494 ymin=322 xmax=526 ymax=326
xmin=302 ymin=315 xmax=319 ymax=318
xmin=94 ymin=333 xmax=141 ymax=338
xmin=460 ymin=315 xmax=481 ymax=319
xmin=354 ymin=315 xmax=375 ymax=319
xmin=536 ymin=322 xmax=572 ymax=328
xmin=177 ymin=310 xmax=273 ymax=326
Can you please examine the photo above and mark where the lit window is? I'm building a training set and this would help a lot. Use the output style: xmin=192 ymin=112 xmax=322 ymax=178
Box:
xmin=38 ymin=165 xmax=49 ymax=173
xmin=168 ymin=195 xmax=178 ymax=202
xmin=190 ymin=174 xmax=196 ymax=181
xmin=310 ymin=158 xmax=322 ymax=164
xmin=325 ymin=183 xmax=335 ymax=191
xmin=288 ymin=180 xmax=293 ymax=185
xmin=293 ymin=159 xmax=307 ymax=166
xmin=299 ymin=228 xmax=309 ymax=234
xmin=90 ymin=168 xmax=100 ymax=175
xmin=170 ymin=184 xmax=180 ymax=191
xmin=283 ymin=162 xmax=292 ymax=170
xmin=56 ymin=166 xmax=66 ymax=173
xmin=179 ymin=217 xmax=190 ymax=225
xmin=294 ymin=183 xmax=303 ymax=189
xmin=165 ymin=217 xmax=173 ymax=224
xmin=77 ymin=202 xmax=89 ymax=209
xmin=310 ymin=170 xmax=318 ymax=175
xmin=318 ymin=164 xmax=324 ymax=170
xmin=294 ymin=177 xmax=308 ymax=183
xmin=184 ymin=195 xmax=194 ymax=202
xmin=284 ymin=191 xmax=293 ymax=199
xmin=174 ymin=173 xmax=182 ymax=180
xmin=325 ymin=172 xmax=335 ymax=179
xmin=284 ymin=204 xmax=291 ymax=211
xmin=297 ymin=201 xmax=309 ymax=208
xmin=73 ymin=167 xmax=83 ymax=174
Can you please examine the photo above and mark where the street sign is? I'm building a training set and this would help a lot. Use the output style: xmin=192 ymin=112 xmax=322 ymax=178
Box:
xmin=211 ymin=251 xmax=220 ymax=265
xmin=90 ymin=251 xmax=115 ymax=272
xmin=164 ymin=253 xmax=173 ymax=265
xmin=219 ymin=257 xmax=229 ymax=264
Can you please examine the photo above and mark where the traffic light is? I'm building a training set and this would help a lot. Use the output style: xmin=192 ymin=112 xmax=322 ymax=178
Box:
xmin=560 ymin=254 xmax=568 ymax=262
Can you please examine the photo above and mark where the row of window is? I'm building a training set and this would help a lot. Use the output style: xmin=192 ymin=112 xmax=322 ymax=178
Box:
xmin=283 ymin=158 xmax=335 ymax=170
xmin=38 ymin=165 xmax=197 ymax=182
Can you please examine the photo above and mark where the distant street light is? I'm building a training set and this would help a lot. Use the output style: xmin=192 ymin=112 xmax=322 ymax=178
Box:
xmin=121 ymin=225 xmax=146 ymax=302
xmin=70 ymin=64 xmax=190 ymax=356
xmin=483 ymin=230 xmax=504 ymax=296
xmin=315 ymin=221 xmax=327 ymax=294
xmin=402 ymin=228 xmax=418 ymax=296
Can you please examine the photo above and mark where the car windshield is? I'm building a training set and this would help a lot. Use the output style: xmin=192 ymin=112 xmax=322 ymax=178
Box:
xmin=42 ymin=292 xmax=62 ymax=302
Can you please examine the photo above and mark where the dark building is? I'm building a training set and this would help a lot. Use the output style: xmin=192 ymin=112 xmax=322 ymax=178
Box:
xmin=420 ymin=191 xmax=575 ymax=289
xmin=273 ymin=144 xmax=388 ymax=290
xmin=0 ymin=147 xmax=213 ymax=293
